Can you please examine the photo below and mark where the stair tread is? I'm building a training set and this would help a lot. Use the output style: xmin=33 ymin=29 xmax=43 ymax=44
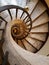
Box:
xmin=32 ymin=12 xmax=49 ymax=27
xmin=26 ymin=37 xmax=36 ymax=44
xmin=5 ymin=15 xmax=11 ymax=23
xmin=22 ymin=39 xmax=36 ymax=52
xmin=0 ymin=10 xmax=9 ymax=18
xmin=31 ymin=23 xmax=48 ymax=33
xmin=25 ymin=37 xmax=43 ymax=50
xmin=29 ymin=34 xmax=47 ymax=42
xmin=26 ymin=0 xmax=38 ymax=14
xmin=18 ymin=40 xmax=26 ymax=49
xmin=0 ymin=21 xmax=5 ymax=29
xmin=31 ymin=1 xmax=47 ymax=21
xmin=17 ymin=10 xmax=23 ymax=19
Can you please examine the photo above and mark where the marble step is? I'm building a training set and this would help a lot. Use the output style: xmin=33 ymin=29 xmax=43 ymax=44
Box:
xmin=25 ymin=37 xmax=43 ymax=50
xmin=31 ymin=1 xmax=47 ymax=21
xmin=29 ymin=33 xmax=47 ymax=42
xmin=31 ymin=23 xmax=48 ymax=33
xmin=32 ymin=12 xmax=49 ymax=28
xmin=26 ymin=0 xmax=39 ymax=14
xmin=4 ymin=15 xmax=11 ymax=23
xmin=0 ymin=20 xmax=6 ymax=29
xmin=0 ymin=10 xmax=9 ymax=19
xmin=21 ymin=0 xmax=39 ymax=21
xmin=22 ymin=39 xmax=36 ymax=52
xmin=18 ymin=40 xmax=26 ymax=49
xmin=0 ymin=9 xmax=16 ymax=21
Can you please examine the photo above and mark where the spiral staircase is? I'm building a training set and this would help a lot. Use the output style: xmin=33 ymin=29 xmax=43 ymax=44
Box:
xmin=0 ymin=0 xmax=49 ymax=65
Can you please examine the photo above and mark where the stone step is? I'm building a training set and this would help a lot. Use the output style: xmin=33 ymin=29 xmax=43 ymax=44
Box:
xmin=32 ymin=12 xmax=49 ymax=28
xmin=31 ymin=23 xmax=48 ymax=33
xmin=29 ymin=33 xmax=47 ymax=42
xmin=18 ymin=40 xmax=26 ymax=49
xmin=22 ymin=39 xmax=36 ymax=52
xmin=26 ymin=0 xmax=39 ymax=14
xmin=0 ymin=10 xmax=9 ymax=19
xmin=31 ymin=1 xmax=47 ymax=21
xmin=0 ymin=21 xmax=5 ymax=29
xmin=25 ymin=37 xmax=43 ymax=50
